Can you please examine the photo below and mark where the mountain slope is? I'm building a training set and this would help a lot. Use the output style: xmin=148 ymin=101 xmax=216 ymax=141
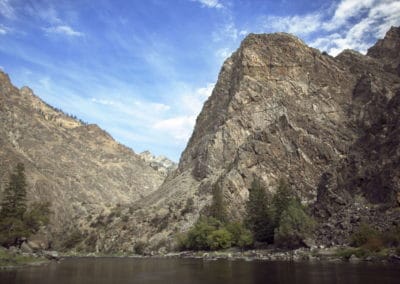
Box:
xmin=122 ymin=27 xmax=400 ymax=251
xmin=0 ymin=72 xmax=165 ymax=248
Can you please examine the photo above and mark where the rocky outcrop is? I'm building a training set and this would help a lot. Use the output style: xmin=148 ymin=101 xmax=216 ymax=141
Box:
xmin=367 ymin=26 xmax=400 ymax=76
xmin=120 ymin=27 xmax=400 ymax=251
xmin=0 ymin=72 xmax=165 ymax=249
xmin=139 ymin=151 xmax=177 ymax=176
xmin=2 ymin=27 xmax=399 ymax=253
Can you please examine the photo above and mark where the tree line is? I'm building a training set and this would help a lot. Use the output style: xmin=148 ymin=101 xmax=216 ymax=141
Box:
xmin=0 ymin=163 xmax=51 ymax=247
xmin=178 ymin=177 xmax=314 ymax=250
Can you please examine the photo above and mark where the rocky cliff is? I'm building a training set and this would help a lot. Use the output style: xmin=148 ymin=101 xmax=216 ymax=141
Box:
xmin=139 ymin=151 xmax=177 ymax=176
xmin=115 ymin=27 xmax=400 ymax=251
xmin=1 ymin=27 xmax=399 ymax=253
xmin=0 ymin=72 xmax=165 ymax=250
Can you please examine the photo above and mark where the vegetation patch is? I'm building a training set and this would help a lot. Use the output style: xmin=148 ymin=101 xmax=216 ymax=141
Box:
xmin=0 ymin=163 xmax=51 ymax=247
xmin=0 ymin=249 xmax=47 ymax=268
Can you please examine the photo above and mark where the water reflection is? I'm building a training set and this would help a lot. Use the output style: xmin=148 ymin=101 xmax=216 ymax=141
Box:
xmin=1 ymin=258 xmax=399 ymax=284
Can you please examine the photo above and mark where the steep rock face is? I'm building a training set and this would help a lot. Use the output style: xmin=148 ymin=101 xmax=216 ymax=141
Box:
xmin=126 ymin=27 xmax=400 ymax=250
xmin=0 ymin=72 xmax=165 ymax=248
xmin=139 ymin=151 xmax=177 ymax=176
xmin=178 ymin=32 xmax=358 ymax=213
xmin=367 ymin=26 xmax=400 ymax=76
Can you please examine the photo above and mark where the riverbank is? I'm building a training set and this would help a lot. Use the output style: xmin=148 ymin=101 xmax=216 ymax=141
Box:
xmin=60 ymin=246 xmax=400 ymax=263
xmin=0 ymin=248 xmax=50 ymax=269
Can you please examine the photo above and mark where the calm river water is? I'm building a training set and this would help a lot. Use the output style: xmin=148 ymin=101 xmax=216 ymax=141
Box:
xmin=1 ymin=257 xmax=399 ymax=284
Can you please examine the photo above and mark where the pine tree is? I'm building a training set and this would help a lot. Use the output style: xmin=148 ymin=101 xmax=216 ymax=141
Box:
xmin=272 ymin=178 xmax=293 ymax=227
xmin=245 ymin=178 xmax=274 ymax=243
xmin=210 ymin=183 xmax=227 ymax=223
xmin=0 ymin=163 xmax=27 ymax=219
xmin=0 ymin=163 xmax=30 ymax=246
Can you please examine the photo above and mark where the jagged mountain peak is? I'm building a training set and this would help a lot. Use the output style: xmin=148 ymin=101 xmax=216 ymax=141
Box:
xmin=367 ymin=26 xmax=400 ymax=75
xmin=122 ymin=27 xmax=400 ymax=251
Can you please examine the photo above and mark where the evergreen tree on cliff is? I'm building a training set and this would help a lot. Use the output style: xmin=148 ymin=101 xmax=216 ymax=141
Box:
xmin=0 ymin=163 xmax=27 ymax=219
xmin=0 ymin=163 xmax=29 ymax=246
xmin=246 ymin=178 xmax=274 ymax=243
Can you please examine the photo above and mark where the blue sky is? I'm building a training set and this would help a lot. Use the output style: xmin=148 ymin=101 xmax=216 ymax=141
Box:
xmin=0 ymin=0 xmax=399 ymax=161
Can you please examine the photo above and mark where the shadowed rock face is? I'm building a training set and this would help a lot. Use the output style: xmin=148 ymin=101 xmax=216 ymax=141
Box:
xmin=0 ymin=72 xmax=165 ymax=248
xmin=120 ymin=27 xmax=400 ymax=250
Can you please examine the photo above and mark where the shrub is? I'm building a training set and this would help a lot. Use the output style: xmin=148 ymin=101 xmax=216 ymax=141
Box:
xmin=24 ymin=201 xmax=51 ymax=233
xmin=207 ymin=229 xmax=232 ymax=250
xmin=133 ymin=241 xmax=147 ymax=255
xmin=184 ymin=217 xmax=221 ymax=250
xmin=274 ymin=200 xmax=315 ymax=249
xmin=62 ymin=230 xmax=85 ymax=250
xmin=382 ymin=226 xmax=400 ymax=247
xmin=362 ymin=236 xmax=384 ymax=252
xmin=181 ymin=198 xmax=195 ymax=215
xmin=351 ymin=223 xmax=380 ymax=247
xmin=0 ymin=217 xmax=31 ymax=247
xmin=226 ymin=222 xmax=253 ymax=248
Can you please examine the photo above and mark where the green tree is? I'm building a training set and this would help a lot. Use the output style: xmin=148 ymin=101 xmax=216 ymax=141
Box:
xmin=210 ymin=183 xmax=227 ymax=223
xmin=0 ymin=163 xmax=27 ymax=219
xmin=274 ymin=200 xmax=315 ymax=248
xmin=245 ymin=178 xmax=275 ymax=243
xmin=207 ymin=229 xmax=232 ymax=250
xmin=24 ymin=201 xmax=51 ymax=233
xmin=0 ymin=164 xmax=51 ymax=247
xmin=272 ymin=178 xmax=293 ymax=227
xmin=226 ymin=222 xmax=253 ymax=248
xmin=0 ymin=217 xmax=30 ymax=247
xmin=184 ymin=217 xmax=221 ymax=250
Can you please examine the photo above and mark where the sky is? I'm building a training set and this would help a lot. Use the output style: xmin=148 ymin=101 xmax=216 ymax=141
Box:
xmin=0 ymin=0 xmax=399 ymax=161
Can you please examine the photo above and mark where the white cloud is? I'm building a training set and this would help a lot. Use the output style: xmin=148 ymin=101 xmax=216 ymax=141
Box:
xmin=91 ymin=98 xmax=116 ymax=106
xmin=213 ymin=21 xmax=239 ymax=41
xmin=44 ymin=25 xmax=84 ymax=37
xmin=152 ymin=83 xmax=214 ymax=143
xmin=0 ymin=26 xmax=7 ymax=35
xmin=263 ymin=13 xmax=323 ymax=36
xmin=325 ymin=0 xmax=375 ymax=30
xmin=0 ymin=0 xmax=15 ymax=19
xmin=256 ymin=0 xmax=400 ymax=56
xmin=153 ymin=115 xmax=197 ymax=141
xmin=310 ymin=0 xmax=400 ymax=55
xmin=216 ymin=48 xmax=232 ymax=60
xmin=193 ymin=0 xmax=224 ymax=9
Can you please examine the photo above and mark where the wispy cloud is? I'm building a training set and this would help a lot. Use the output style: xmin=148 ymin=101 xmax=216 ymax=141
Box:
xmin=316 ymin=0 xmax=400 ymax=55
xmin=0 ymin=25 xmax=8 ymax=35
xmin=262 ymin=13 xmax=323 ymax=36
xmin=43 ymin=25 xmax=84 ymax=37
xmin=0 ymin=0 xmax=15 ymax=19
xmin=152 ymin=83 xmax=214 ymax=143
xmin=192 ymin=0 xmax=224 ymax=9
xmin=258 ymin=0 xmax=400 ymax=56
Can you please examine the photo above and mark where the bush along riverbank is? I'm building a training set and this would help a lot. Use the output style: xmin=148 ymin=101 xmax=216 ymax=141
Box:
xmin=0 ymin=246 xmax=57 ymax=269
xmin=169 ymin=178 xmax=400 ymax=263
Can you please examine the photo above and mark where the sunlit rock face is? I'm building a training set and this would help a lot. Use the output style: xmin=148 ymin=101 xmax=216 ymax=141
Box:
xmin=120 ymin=27 xmax=400 ymax=250
xmin=0 ymin=71 xmax=165 ymax=249
xmin=2 ymin=26 xmax=399 ymax=253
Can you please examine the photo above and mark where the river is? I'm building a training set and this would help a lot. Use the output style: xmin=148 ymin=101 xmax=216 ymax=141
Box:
xmin=1 ymin=257 xmax=399 ymax=283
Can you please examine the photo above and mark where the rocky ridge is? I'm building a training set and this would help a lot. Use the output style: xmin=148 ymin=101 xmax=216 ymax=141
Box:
xmin=107 ymin=27 xmax=400 ymax=252
xmin=139 ymin=151 xmax=177 ymax=176
xmin=0 ymin=72 xmax=165 ymax=250
xmin=1 ymin=27 xmax=399 ymax=254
